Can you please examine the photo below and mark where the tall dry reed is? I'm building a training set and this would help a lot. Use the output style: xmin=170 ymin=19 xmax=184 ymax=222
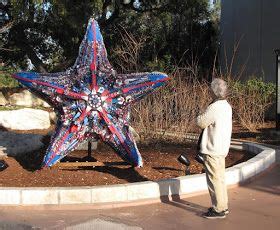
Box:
xmin=114 ymin=30 xmax=275 ymax=142
xmin=130 ymin=69 xmax=212 ymax=142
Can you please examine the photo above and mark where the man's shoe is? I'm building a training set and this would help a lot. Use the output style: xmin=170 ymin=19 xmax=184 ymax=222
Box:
xmin=203 ymin=209 xmax=226 ymax=219
xmin=208 ymin=207 xmax=229 ymax=215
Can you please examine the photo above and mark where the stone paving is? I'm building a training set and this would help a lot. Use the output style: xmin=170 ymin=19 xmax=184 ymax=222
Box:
xmin=0 ymin=164 xmax=279 ymax=230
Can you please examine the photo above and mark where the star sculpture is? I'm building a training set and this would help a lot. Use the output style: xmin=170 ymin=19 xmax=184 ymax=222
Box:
xmin=12 ymin=18 xmax=169 ymax=168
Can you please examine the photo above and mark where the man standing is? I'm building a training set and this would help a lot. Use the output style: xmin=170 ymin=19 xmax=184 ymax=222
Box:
xmin=196 ymin=78 xmax=232 ymax=219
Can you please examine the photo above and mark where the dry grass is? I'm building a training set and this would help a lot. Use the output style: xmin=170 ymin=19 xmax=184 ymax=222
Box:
xmin=130 ymin=69 xmax=212 ymax=142
xmin=129 ymin=70 xmax=275 ymax=142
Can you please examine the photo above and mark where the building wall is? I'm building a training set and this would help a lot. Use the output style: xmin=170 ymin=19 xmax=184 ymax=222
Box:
xmin=220 ymin=0 xmax=280 ymax=82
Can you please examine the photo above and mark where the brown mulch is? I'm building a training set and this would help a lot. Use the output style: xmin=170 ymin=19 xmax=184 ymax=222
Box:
xmin=0 ymin=140 xmax=255 ymax=187
xmin=2 ymin=121 xmax=277 ymax=187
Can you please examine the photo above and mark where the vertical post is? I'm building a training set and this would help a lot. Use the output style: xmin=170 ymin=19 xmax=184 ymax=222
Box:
xmin=275 ymin=50 xmax=280 ymax=130
xmin=87 ymin=140 xmax=97 ymax=162
xmin=87 ymin=141 xmax=92 ymax=159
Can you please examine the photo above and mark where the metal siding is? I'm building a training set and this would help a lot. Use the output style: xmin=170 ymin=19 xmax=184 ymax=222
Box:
xmin=220 ymin=0 xmax=280 ymax=82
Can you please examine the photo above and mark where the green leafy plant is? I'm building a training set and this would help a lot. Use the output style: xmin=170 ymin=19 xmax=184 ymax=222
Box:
xmin=0 ymin=65 xmax=20 ymax=88
xmin=229 ymin=77 xmax=276 ymax=132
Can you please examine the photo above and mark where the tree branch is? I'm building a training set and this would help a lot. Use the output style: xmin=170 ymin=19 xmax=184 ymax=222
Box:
xmin=0 ymin=21 xmax=14 ymax=33
xmin=12 ymin=24 xmax=47 ymax=73
xmin=99 ymin=0 xmax=165 ymax=27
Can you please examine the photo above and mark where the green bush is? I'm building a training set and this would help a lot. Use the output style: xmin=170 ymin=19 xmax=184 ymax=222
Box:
xmin=0 ymin=65 xmax=20 ymax=88
xmin=232 ymin=77 xmax=276 ymax=102
xmin=229 ymin=77 xmax=276 ymax=131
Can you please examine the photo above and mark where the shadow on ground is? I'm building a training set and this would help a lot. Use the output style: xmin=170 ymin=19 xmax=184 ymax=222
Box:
xmin=0 ymin=222 xmax=38 ymax=230
xmin=242 ymin=164 xmax=280 ymax=196
xmin=63 ymin=164 xmax=149 ymax=183
xmin=157 ymin=178 xmax=207 ymax=217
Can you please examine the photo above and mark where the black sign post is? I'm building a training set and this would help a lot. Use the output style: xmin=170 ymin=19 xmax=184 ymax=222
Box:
xmin=275 ymin=49 xmax=280 ymax=130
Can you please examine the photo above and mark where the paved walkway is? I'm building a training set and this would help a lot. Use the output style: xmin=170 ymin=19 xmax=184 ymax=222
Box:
xmin=0 ymin=164 xmax=279 ymax=230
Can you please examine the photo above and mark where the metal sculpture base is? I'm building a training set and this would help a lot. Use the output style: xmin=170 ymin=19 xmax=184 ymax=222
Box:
xmin=53 ymin=161 xmax=104 ymax=168
xmin=52 ymin=141 xmax=101 ymax=169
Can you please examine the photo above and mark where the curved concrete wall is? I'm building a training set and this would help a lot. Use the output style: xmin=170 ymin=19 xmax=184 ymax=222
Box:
xmin=0 ymin=141 xmax=276 ymax=206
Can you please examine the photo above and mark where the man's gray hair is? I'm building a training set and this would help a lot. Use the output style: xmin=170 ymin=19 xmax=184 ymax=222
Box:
xmin=211 ymin=78 xmax=228 ymax=99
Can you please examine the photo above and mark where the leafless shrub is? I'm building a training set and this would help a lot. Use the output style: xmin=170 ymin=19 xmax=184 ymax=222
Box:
xmin=214 ymin=37 xmax=275 ymax=133
xmin=113 ymin=27 xmax=147 ymax=72
xmin=114 ymin=32 xmax=275 ymax=142
xmin=130 ymin=69 xmax=211 ymax=142
xmin=130 ymin=73 xmax=275 ymax=141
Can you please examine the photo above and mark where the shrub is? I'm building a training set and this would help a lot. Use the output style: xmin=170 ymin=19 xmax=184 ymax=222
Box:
xmin=0 ymin=65 xmax=19 ymax=88
xmin=131 ymin=73 xmax=276 ymax=142
xmin=228 ymin=77 xmax=276 ymax=132
xmin=131 ymin=69 xmax=211 ymax=142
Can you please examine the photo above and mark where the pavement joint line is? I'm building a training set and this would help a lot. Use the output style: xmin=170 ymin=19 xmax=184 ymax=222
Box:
xmin=0 ymin=140 xmax=277 ymax=206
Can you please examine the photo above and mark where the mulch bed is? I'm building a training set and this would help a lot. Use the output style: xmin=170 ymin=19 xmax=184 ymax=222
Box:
xmin=0 ymin=140 xmax=255 ymax=187
xmin=2 ymin=122 xmax=275 ymax=187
